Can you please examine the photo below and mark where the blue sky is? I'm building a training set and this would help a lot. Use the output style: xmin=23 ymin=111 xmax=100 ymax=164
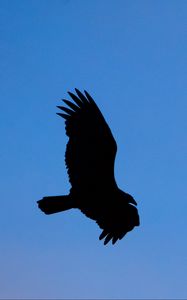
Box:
xmin=0 ymin=0 xmax=187 ymax=298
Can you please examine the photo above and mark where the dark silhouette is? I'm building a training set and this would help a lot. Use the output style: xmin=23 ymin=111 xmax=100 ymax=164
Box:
xmin=37 ymin=89 xmax=140 ymax=245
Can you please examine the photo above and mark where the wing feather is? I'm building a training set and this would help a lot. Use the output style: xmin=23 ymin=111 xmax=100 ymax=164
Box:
xmin=57 ymin=106 xmax=75 ymax=116
xmin=67 ymin=91 xmax=84 ymax=107
xmin=56 ymin=112 xmax=69 ymax=119
xmin=62 ymin=99 xmax=80 ymax=111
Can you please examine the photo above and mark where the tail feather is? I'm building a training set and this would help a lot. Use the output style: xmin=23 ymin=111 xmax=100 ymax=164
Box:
xmin=37 ymin=195 xmax=74 ymax=215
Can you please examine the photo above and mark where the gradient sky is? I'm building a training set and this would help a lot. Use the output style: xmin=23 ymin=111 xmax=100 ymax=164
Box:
xmin=0 ymin=0 xmax=187 ymax=299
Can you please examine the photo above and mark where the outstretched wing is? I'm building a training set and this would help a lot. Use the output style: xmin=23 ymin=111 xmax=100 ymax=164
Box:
xmin=57 ymin=89 xmax=117 ymax=192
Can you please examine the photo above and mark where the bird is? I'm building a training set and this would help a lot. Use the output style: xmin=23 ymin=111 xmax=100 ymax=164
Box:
xmin=37 ymin=89 xmax=140 ymax=245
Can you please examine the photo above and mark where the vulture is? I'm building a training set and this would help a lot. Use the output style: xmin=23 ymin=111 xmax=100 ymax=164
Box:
xmin=37 ymin=89 xmax=140 ymax=245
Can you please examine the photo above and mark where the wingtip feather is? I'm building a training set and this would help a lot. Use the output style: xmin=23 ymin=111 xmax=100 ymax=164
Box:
xmin=67 ymin=91 xmax=84 ymax=107
xmin=56 ymin=112 xmax=69 ymax=119
xmin=104 ymin=233 xmax=113 ymax=245
xmin=57 ymin=105 xmax=74 ymax=115
xmin=75 ymin=88 xmax=89 ymax=104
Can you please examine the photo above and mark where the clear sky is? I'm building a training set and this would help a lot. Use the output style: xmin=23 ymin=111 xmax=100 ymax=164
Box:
xmin=0 ymin=0 xmax=187 ymax=299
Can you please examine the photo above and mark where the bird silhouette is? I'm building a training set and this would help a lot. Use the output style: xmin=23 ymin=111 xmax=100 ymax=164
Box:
xmin=37 ymin=89 xmax=140 ymax=245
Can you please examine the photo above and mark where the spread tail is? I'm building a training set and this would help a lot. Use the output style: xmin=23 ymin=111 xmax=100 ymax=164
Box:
xmin=37 ymin=195 xmax=74 ymax=215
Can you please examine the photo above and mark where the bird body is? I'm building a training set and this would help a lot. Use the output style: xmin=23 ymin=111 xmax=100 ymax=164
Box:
xmin=38 ymin=89 xmax=140 ymax=245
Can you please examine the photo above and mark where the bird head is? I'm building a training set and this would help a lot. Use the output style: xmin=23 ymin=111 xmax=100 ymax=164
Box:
xmin=119 ymin=189 xmax=137 ymax=206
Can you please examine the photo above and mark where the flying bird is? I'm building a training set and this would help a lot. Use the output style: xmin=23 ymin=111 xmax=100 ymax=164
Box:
xmin=37 ymin=89 xmax=140 ymax=245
